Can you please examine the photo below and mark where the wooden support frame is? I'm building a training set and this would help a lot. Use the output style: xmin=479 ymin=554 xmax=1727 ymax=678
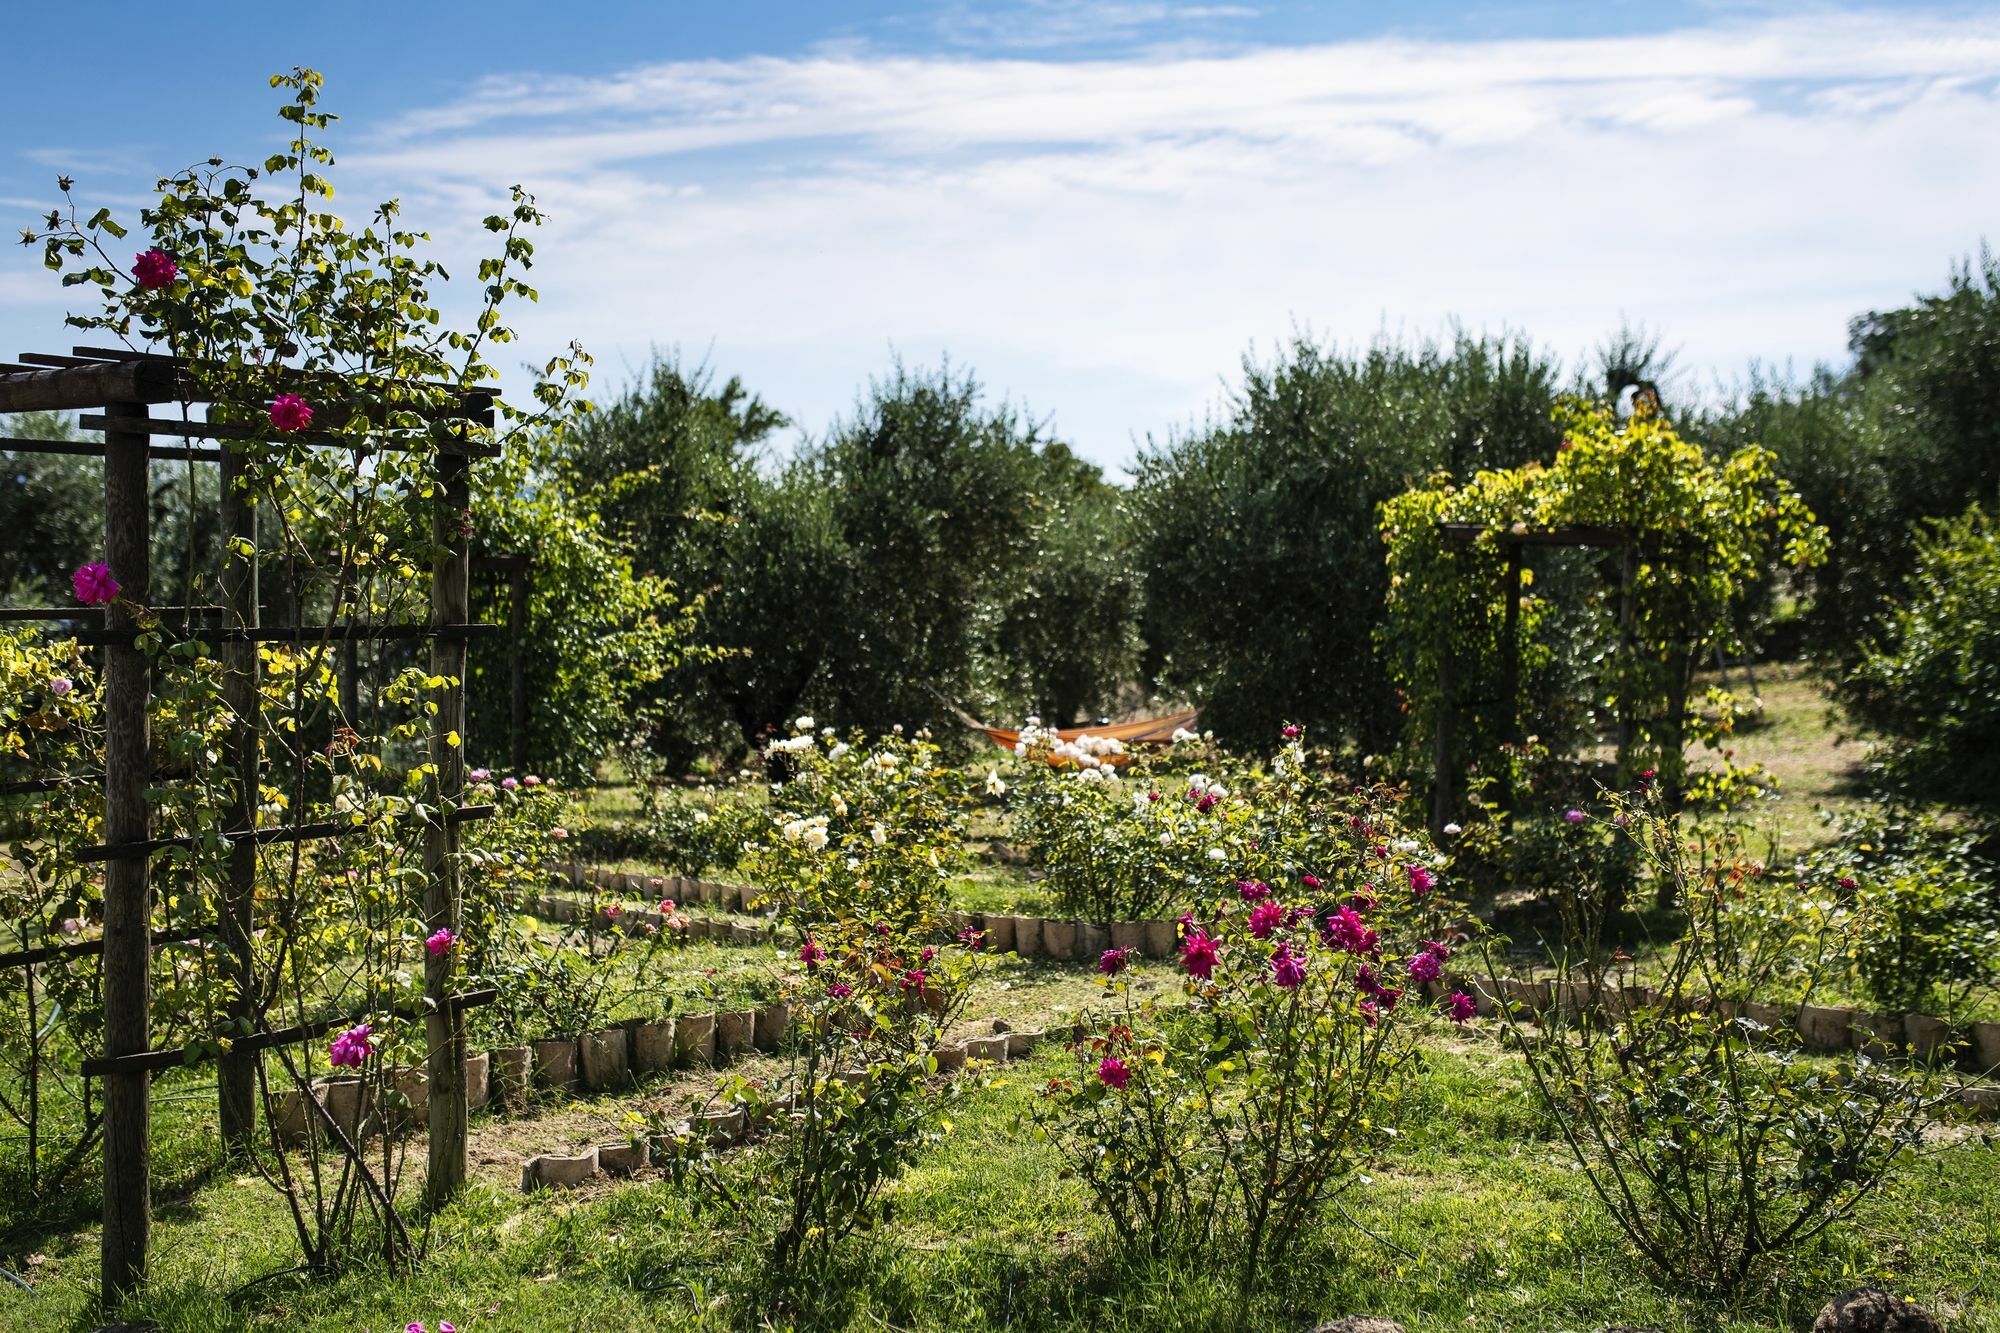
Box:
xmin=1429 ymin=521 xmax=1637 ymax=835
xmin=0 ymin=349 xmax=500 ymax=1294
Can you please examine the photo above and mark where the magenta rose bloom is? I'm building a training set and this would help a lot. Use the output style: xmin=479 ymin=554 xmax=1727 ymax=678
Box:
xmin=424 ymin=927 xmax=456 ymax=957
xmin=72 ymin=562 xmax=120 ymax=605
xmin=800 ymin=938 xmax=826 ymax=968
xmin=1098 ymin=947 xmax=1129 ymax=976
xmin=1179 ymin=929 xmax=1219 ymax=980
xmin=1270 ymin=941 xmax=1306 ymax=989
xmin=268 ymin=393 xmax=314 ymax=433
xmin=132 ymin=248 xmax=178 ymax=289
xmin=1408 ymin=864 xmax=1435 ymax=895
xmin=1564 ymin=808 xmax=1586 ymax=825
xmin=1281 ymin=724 xmax=1302 ymax=738
xmin=1407 ymin=950 xmax=1441 ymax=983
xmin=1446 ymin=991 xmax=1478 ymax=1024
xmin=1247 ymin=898 xmax=1285 ymax=940
xmin=1096 ymin=1056 xmax=1131 ymax=1090
xmin=827 ymin=981 xmax=852 ymax=999
xmin=327 ymin=1022 xmax=372 ymax=1069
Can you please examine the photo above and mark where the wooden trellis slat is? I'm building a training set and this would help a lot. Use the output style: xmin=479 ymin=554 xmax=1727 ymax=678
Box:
xmin=74 ymin=804 xmax=497 ymax=863
xmin=0 ymin=433 xmax=224 ymax=463
xmin=77 ymin=988 xmax=499 ymax=1078
xmin=75 ymin=413 xmax=499 ymax=458
xmin=70 ymin=622 xmax=504 ymax=646
xmin=0 ymin=924 xmax=214 ymax=971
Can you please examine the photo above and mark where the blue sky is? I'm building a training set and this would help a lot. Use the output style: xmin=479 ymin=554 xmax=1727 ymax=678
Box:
xmin=4 ymin=1 xmax=1998 ymax=471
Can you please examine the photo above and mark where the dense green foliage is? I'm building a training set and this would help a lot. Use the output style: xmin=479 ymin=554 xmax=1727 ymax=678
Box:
xmin=1706 ymin=252 xmax=2000 ymax=662
xmin=1844 ymin=506 xmax=2000 ymax=815
xmin=554 ymin=359 xmax=1142 ymax=761
xmin=1129 ymin=333 xmax=1563 ymax=751
xmin=1381 ymin=398 xmax=1828 ymax=803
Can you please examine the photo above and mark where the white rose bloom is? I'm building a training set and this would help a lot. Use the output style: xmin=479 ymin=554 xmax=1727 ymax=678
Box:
xmin=832 ymin=796 xmax=848 ymax=816
xmin=870 ymin=822 xmax=888 ymax=846
xmin=693 ymin=810 xmax=710 ymax=824
xmin=1206 ymin=847 xmax=1227 ymax=861
xmin=1443 ymin=822 xmax=1462 ymax=836
xmin=1025 ymin=715 xmax=1041 ymax=727
xmin=1158 ymin=832 xmax=1174 ymax=847
xmin=985 ymin=770 xmax=1008 ymax=796
xmin=875 ymin=753 xmax=899 ymax=770
xmin=829 ymin=742 xmax=851 ymax=761
xmin=1396 ymin=838 xmax=1420 ymax=854
xmin=804 ymin=827 xmax=829 ymax=852
xmin=795 ymin=715 xmax=815 ymax=732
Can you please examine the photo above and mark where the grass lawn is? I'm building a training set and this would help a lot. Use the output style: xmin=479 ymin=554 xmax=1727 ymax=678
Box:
xmin=2 ymin=951 xmax=1995 ymax=1332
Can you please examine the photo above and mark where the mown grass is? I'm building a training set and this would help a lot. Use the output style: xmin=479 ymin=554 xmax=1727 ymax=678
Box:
xmin=2 ymin=995 xmax=1994 ymax=1332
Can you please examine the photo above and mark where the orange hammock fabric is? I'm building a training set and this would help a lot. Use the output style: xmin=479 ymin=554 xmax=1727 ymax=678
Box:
xmin=977 ymin=710 xmax=1201 ymax=766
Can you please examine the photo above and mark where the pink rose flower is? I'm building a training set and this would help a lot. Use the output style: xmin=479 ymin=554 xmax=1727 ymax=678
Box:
xmin=1446 ymin=991 xmax=1478 ymax=1024
xmin=1270 ymin=941 xmax=1306 ymax=989
xmin=72 ymin=562 xmax=120 ymax=605
xmin=132 ymin=248 xmax=178 ymax=289
xmin=49 ymin=676 xmax=72 ymax=697
xmin=268 ymin=393 xmax=313 ymax=433
xmin=1097 ymin=1056 xmax=1130 ymax=1089
xmin=328 ymin=1022 xmax=372 ymax=1068
xmin=1180 ymin=930 xmax=1219 ymax=980
xmin=1408 ymin=865 xmax=1435 ymax=895
xmin=1098 ymin=947 xmax=1129 ymax=976
xmin=424 ymin=927 xmax=456 ymax=957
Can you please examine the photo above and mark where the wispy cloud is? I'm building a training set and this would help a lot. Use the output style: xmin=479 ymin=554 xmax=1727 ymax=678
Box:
xmin=18 ymin=9 xmax=2000 ymax=468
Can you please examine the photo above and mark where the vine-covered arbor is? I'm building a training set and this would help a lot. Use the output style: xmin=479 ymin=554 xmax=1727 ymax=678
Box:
xmin=0 ymin=347 xmax=497 ymax=1295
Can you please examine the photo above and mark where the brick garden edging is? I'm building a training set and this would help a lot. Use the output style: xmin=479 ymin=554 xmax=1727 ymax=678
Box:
xmin=540 ymin=863 xmax=1999 ymax=1121
xmin=517 ymin=1018 xmax=1048 ymax=1191
xmin=1459 ymin=974 xmax=2000 ymax=1119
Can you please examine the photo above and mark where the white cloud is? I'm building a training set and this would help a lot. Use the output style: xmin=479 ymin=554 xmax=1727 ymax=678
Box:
xmin=10 ymin=9 xmax=2000 ymax=470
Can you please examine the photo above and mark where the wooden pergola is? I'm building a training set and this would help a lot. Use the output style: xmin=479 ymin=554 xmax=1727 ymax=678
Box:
xmin=1430 ymin=521 xmax=1637 ymax=835
xmin=0 ymin=346 xmax=499 ymax=1296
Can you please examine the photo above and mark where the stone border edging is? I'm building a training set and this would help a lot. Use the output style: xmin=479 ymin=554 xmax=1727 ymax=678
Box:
xmin=517 ymin=1018 xmax=1047 ymax=1191
xmin=1460 ymin=974 xmax=2000 ymax=1117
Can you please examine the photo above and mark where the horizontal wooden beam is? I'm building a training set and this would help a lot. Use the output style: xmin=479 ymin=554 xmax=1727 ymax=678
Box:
xmin=1437 ymin=521 xmax=1636 ymax=549
xmin=71 ymin=622 xmax=505 ymax=646
xmin=0 ymin=359 xmax=185 ymax=413
xmin=76 ymin=804 xmax=495 ymax=863
xmin=75 ymin=413 xmax=499 ymax=458
xmin=0 ymin=434 xmax=223 ymax=463
xmin=79 ymin=988 xmax=499 ymax=1077
xmin=0 ymin=924 xmax=212 ymax=971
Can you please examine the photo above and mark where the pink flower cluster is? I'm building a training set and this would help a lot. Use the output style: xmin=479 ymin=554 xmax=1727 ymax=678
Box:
xmin=327 ymin=1022 xmax=372 ymax=1069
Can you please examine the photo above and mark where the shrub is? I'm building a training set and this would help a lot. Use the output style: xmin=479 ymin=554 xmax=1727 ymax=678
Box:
xmin=1034 ymin=733 xmax=1463 ymax=1290
xmin=745 ymin=723 xmax=972 ymax=934
xmin=1803 ymin=806 xmax=2000 ymax=1016
xmin=1844 ymin=505 xmax=2000 ymax=815
xmin=1004 ymin=726 xmax=1254 ymax=921
xmin=1489 ymin=792 xmax=1935 ymax=1302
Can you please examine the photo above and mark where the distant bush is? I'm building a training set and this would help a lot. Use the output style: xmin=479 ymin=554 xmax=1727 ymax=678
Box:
xmin=1844 ymin=505 xmax=2000 ymax=816
xmin=1804 ymin=806 xmax=2000 ymax=1016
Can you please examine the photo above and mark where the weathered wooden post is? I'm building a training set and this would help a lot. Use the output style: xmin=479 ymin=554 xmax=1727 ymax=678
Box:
xmin=424 ymin=442 xmax=472 ymax=1205
xmin=509 ymin=562 xmax=529 ymax=775
xmin=216 ymin=445 xmax=259 ymax=1149
xmin=100 ymin=400 xmax=153 ymax=1297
